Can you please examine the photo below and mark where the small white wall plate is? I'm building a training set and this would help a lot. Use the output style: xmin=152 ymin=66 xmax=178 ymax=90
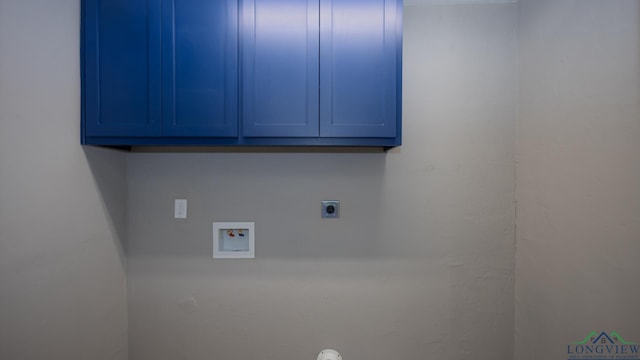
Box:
xmin=213 ymin=222 xmax=255 ymax=259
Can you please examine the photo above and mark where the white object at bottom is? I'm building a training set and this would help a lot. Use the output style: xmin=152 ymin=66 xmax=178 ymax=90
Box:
xmin=317 ymin=349 xmax=342 ymax=360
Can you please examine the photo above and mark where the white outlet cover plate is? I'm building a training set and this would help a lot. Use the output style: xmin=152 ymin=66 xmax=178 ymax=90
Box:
xmin=174 ymin=199 xmax=187 ymax=218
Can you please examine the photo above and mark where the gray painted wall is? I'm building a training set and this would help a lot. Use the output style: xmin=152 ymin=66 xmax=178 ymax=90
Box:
xmin=0 ymin=1 xmax=128 ymax=359
xmin=5 ymin=1 xmax=637 ymax=359
xmin=127 ymin=3 xmax=517 ymax=360
xmin=516 ymin=1 xmax=640 ymax=359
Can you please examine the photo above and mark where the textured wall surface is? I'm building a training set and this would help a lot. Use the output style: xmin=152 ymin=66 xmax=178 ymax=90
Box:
xmin=516 ymin=1 xmax=640 ymax=359
xmin=0 ymin=1 xmax=128 ymax=359
xmin=127 ymin=4 xmax=517 ymax=360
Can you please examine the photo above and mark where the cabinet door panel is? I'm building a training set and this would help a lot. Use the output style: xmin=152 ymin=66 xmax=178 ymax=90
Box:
xmin=242 ymin=0 xmax=319 ymax=137
xmin=320 ymin=0 xmax=399 ymax=138
xmin=162 ymin=0 xmax=238 ymax=137
xmin=84 ymin=0 xmax=161 ymax=137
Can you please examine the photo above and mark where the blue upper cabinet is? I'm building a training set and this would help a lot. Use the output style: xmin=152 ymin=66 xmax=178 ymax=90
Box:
xmin=82 ymin=0 xmax=238 ymax=141
xmin=242 ymin=0 xmax=320 ymax=138
xmin=82 ymin=0 xmax=401 ymax=148
xmin=162 ymin=0 xmax=238 ymax=137
xmin=320 ymin=0 xmax=400 ymax=138
xmin=243 ymin=0 xmax=401 ymax=141
xmin=83 ymin=0 xmax=162 ymax=137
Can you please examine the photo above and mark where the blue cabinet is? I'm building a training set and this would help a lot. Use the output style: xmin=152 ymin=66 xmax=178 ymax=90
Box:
xmin=82 ymin=0 xmax=402 ymax=148
xmin=242 ymin=0 xmax=320 ymax=138
xmin=162 ymin=0 xmax=238 ymax=137
xmin=243 ymin=0 xmax=401 ymax=140
xmin=83 ymin=0 xmax=162 ymax=137
xmin=320 ymin=0 xmax=400 ymax=139
xmin=83 ymin=0 xmax=237 ymax=140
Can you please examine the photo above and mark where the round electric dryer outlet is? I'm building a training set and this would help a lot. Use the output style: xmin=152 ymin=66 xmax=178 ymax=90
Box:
xmin=321 ymin=200 xmax=340 ymax=218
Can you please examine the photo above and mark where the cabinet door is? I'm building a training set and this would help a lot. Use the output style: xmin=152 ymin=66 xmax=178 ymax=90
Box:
xmin=320 ymin=0 xmax=400 ymax=138
xmin=84 ymin=0 xmax=161 ymax=137
xmin=162 ymin=0 xmax=238 ymax=137
xmin=242 ymin=0 xmax=319 ymax=137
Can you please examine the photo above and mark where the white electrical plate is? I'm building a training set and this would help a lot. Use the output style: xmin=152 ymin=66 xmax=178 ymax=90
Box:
xmin=174 ymin=199 xmax=187 ymax=219
xmin=213 ymin=222 xmax=255 ymax=259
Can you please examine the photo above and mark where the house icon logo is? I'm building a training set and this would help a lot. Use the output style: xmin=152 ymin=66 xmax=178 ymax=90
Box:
xmin=568 ymin=331 xmax=639 ymax=360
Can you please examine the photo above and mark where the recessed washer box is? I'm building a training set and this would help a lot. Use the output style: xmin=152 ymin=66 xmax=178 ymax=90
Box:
xmin=213 ymin=222 xmax=255 ymax=259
